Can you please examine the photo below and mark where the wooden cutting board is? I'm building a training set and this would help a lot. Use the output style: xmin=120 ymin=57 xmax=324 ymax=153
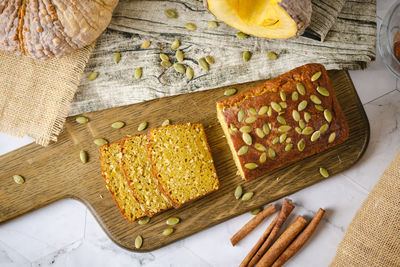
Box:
xmin=0 ymin=70 xmax=369 ymax=252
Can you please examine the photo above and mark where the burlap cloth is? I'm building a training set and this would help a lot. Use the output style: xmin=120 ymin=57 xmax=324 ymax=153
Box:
xmin=331 ymin=149 xmax=400 ymax=266
xmin=0 ymin=45 xmax=93 ymax=146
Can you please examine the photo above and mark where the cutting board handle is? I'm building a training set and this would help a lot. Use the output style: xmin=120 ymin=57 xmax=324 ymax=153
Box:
xmin=0 ymin=142 xmax=75 ymax=223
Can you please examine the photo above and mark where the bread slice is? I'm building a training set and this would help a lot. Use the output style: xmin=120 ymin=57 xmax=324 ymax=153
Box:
xmin=99 ymin=143 xmax=146 ymax=222
xmin=121 ymin=135 xmax=172 ymax=217
xmin=216 ymin=63 xmax=349 ymax=180
xmin=147 ymin=123 xmax=219 ymax=208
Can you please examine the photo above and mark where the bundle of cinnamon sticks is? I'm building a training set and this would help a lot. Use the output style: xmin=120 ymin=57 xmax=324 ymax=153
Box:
xmin=230 ymin=199 xmax=325 ymax=267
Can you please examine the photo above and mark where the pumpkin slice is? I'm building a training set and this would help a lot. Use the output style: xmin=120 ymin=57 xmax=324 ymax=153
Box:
xmin=205 ymin=0 xmax=312 ymax=39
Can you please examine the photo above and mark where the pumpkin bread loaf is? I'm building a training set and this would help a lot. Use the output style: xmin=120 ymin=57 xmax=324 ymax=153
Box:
xmin=99 ymin=143 xmax=146 ymax=222
xmin=216 ymin=63 xmax=349 ymax=180
xmin=121 ymin=135 xmax=172 ymax=217
xmin=147 ymin=123 xmax=219 ymax=208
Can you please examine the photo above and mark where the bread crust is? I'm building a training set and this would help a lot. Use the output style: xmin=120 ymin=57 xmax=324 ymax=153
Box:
xmin=146 ymin=123 xmax=219 ymax=208
xmin=216 ymin=63 xmax=349 ymax=180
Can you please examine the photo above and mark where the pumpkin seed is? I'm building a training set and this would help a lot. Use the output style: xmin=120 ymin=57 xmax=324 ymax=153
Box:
xmin=277 ymin=115 xmax=286 ymax=125
xmin=76 ymin=116 xmax=88 ymax=124
xmin=311 ymin=71 xmax=322 ymax=82
xmin=207 ymin=21 xmax=219 ymax=28
xmin=304 ymin=112 xmax=311 ymax=123
xmin=113 ymin=52 xmax=121 ymax=64
xmin=239 ymin=126 xmax=252 ymax=133
xmin=255 ymin=128 xmax=265 ymax=138
xmin=237 ymin=145 xmax=249 ymax=156
xmin=185 ymin=66 xmax=194 ymax=80
xmin=228 ymin=129 xmax=236 ymax=135
xmin=268 ymin=147 xmax=276 ymax=159
xmin=324 ymin=109 xmax=332 ymax=123
xmin=266 ymin=51 xmax=278 ymax=60
xmin=263 ymin=123 xmax=270 ymax=135
xmin=138 ymin=217 xmax=150 ymax=225
xmin=299 ymin=120 xmax=306 ymax=129
xmin=230 ymin=123 xmax=238 ymax=131
xmin=160 ymin=53 xmax=169 ymax=61
xmin=271 ymin=102 xmax=282 ymax=112
xmin=234 ymin=185 xmax=243 ymax=199
xmin=13 ymin=175 xmax=24 ymax=184
xmin=245 ymin=116 xmax=257 ymax=124
xmin=310 ymin=94 xmax=322 ymax=105
xmin=258 ymin=106 xmax=268 ymax=115
xmin=242 ymin=192 xmax=254 ymax=200
xmin=185 ymin=23 xmax=196 ymax=30
xmin=296 ymin=83 xmax=306 ymax=95
xmin=223 ymin=88 xmax=237 ymax=97
xmin=315 ymin=104 xmax=324 ymax=111
xmin=272 ymin=137 xmax=279 ymax=144
xmin=138 ymin=122 xmax=148 ymax=131
xmin=243 ymin=51 xmax=252 ymax=62
xmin=319 ymin=167 xmax=329 ymax=178
xmin=259 ymin=152 xmax=267 ymax=163
xmin=134 ymin=67 xmax=142 ymax=79
xmin=88 ymin=72 xmax=98 ymax=81
xmin=174 ymin=63 xmax=185 ymax=74
xmin=141 ymin=40 xmax=151 ymax=49
xmin=244 ymin=163 xmax=258 ymax=170
xmin=162 ymin=119 xmax=170 ymax=126
xmin=279 ymin=134 xmax=287 ymax=143
xmin=319 ymin=123 xmax=329 ymax=134
xmin=171 ymin=39 xmax=180 ymax=50
xmin=248 ymin=107 xmax=257 ymax=115
xmin=205 ymin=56 xmax=215 ymax=64
xmin=238 ymin=110 xmax=245 ymax=122
xmin=297 ymin=139 xmax=306 ymax=151
xmin=135 ymin=235 xmax=143 ymax=249
xmin=280 ymin=91 xmax=286 ymax=101
xmin=254 ymin=143 xmax=266 ymax=151
xmin=242 ymin=132 xmax=252 ymax=145
xmin=302 ymin=126 xmax=313 ymax=135
xmin=236 ymin=32 xmax=248 ymax=38
xmin=165 ymin=9 xmax=178 ymax=18
xmin=285 ymin=144 xmax=293 ymax=152
xmin=80 ymin=150 xmax=88 ymax=163
xmin=279 ymin=102 xmax=287 ymax=109
xmin=111 ymin=121 xmax=125 ymax=129
xmin=286 ymin=137 xmax=292 ymax=143
xmin=298 ymin=100 xmax=308 ymax=111
xmin=94 ymin=138 xmax=108 ymax=146
xmin=311 ymin=130 xmax=321 ymax=142
xmin=292 ymin=91 xmax=299 ymax=101
xmin=278 ymin=125 xmax=291 ymax=132
xmin=290 ymin=110 xmax=300 ymax=122
xmin=198 ymin=58 xmax=209 ymax=71
xmin=163 ymin=228 xmax=174 ymax=236
xmin=317 ymin=86 xmax=329 ymax=96
xmin=295 ymin=127 xmax=302 ymax=134
xmin=328 ymin=132 xmax=336 ymax=143
xmin=166 ymin=217 xmax=180 ymax=225
xmin=161 ymin=60 xmax=172 ymax=68
xmin=176 ymin=50 xmax=184 ymax=62
xmin=251 ymin=208 xmax=262 ymax=215
xmin=267 ymin=106 xmax=272 ymax=116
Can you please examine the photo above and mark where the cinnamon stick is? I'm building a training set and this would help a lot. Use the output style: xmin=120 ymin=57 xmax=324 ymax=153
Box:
xmin=257 ymin=216 xmax=308 ymax=267
xmin=271 ymin=208 xmax=325 ymax=267
xmin=240 ymin=215 xmax=278 ymax=267
xmin=231 ymin=204 xmax=276 ymax=246
xmin=247 ymin=198 xmax=294 ymax=267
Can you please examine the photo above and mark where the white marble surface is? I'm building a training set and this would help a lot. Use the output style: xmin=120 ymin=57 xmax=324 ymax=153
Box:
xmin=1 ymin=2 xmax=399 ymax=266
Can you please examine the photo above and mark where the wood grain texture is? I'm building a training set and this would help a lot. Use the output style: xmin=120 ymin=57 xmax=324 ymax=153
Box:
xmin=70 ymin=0 xmax=376 ymax=116
xmin=0 ymin=70 xmax=369 ymax=251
